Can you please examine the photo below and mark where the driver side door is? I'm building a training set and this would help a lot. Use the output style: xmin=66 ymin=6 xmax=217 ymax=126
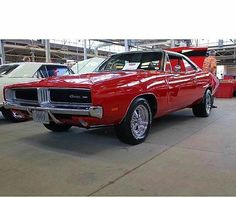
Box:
xmin=166 ymin=53 xmax=196 ymax=111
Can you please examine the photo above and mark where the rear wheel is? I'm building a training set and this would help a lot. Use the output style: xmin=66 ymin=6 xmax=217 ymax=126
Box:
xmin=115 ymin=98 xmax=152 ymax=145
xmin=44 ymin=122 xmax=72 ymax=132
xmin=192 ymin=89 xmax=212 ymax=117
xmin=1 ymin=108 xmax=30 ymax=122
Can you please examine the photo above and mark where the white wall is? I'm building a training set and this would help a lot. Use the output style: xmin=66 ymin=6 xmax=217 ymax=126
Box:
xmin=217 ymin=65 xmax=225 ymax=79
xmin=227 ymin=67 xmax=236 ymax=76
xmin=217 ymin=65 xmax=236 ymax=79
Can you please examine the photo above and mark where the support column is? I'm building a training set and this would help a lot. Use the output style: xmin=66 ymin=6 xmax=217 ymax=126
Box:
xmin=45 ymin=39 xmax=51 ymax=62
xmin=0 ymin=40 xmax=5 ymax=64
xmin=124 ymin=39 xmax=130 ymax=52
xmin=83 ymin=39 xmax=87 ymax=60
xmin=170 ymin=39 xmax=175 ymax=48
xmin=195 ymin=39 xmax=199 ymax=47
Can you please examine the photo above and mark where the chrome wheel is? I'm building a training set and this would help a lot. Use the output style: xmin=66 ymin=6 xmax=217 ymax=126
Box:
xmin=1 ymin=108 xmax=29 ymax=122
xmin=205 ymin=92 xmax=212 ymax=115
xmin=130 ymin=104 xmax=149 ymax=139
xmin=12 ymin=110 xmax=25 ymax=119
xmin=116 ymin=98 xmax=152 ymax=145
xmin=192 ymin=89 xmax=213 ymax=118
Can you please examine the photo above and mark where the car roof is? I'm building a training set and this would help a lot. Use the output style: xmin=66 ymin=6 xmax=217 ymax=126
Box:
xmin=110 ymin=49 xmax=184 ymax=57
xmin=111 ymin=49 xmax=163 ymax=56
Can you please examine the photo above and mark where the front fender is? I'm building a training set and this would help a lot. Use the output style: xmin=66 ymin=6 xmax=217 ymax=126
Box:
xmin=91 ymin=83 xmax=144 ymax=125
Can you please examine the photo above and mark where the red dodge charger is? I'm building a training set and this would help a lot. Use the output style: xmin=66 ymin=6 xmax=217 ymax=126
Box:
xmin=3 ymin=49 xmax=219 ymax=145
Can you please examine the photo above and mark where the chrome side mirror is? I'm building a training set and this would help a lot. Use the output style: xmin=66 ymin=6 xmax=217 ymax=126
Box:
xmin=174 ymin=65 xmax=181 ymax=73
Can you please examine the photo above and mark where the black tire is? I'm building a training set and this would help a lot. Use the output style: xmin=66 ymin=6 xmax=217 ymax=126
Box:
xmin=44 ymin=122 xmax=72 ymax=132
xmin=1 ymin=108 xmax=30 ymax=122
xmin=115 ymin=98 xmax=152 ymax=145
xmin=192 ymin=89 xmax=212 ymax=117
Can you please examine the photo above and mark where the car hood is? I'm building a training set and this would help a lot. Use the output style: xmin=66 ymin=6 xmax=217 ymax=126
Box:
xmin=5 ymin=70 xmax=161 ymax=89
xmin=62 ymin=72 xmax=138 ymax=85
xmin=0 ymin=75 xmax=8 ymax=79
xmin=0 ymin=76 xmax=38 ymax=87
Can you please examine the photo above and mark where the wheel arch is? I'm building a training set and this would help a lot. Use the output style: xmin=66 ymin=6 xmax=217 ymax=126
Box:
xmin=206 ymin=86 xmax=212 ymax=93
xmin=119 ymin=93 xmax=158 ymax=124
xmin=139 ymin=94 xmax=158 ymax=118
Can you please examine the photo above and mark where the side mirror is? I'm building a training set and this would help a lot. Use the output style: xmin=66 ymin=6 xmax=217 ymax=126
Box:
xmin=174 ymin=65 xmax=181 ymax=73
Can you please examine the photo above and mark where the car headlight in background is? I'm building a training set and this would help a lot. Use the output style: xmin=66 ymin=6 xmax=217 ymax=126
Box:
xmin=4 ymin=88 xmax=14 ymax=101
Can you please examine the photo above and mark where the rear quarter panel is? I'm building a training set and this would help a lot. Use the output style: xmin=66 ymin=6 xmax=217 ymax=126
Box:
xmin=194 ymin=71 xmax=219 ymax=104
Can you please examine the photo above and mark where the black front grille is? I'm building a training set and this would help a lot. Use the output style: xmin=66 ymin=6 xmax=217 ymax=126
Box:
xmin=14 ymin=89 xmax=38 ymax=101
xmin=50 ymin=89 xmax=91 ymax=104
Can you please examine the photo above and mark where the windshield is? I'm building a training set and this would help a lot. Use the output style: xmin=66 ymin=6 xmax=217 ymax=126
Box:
xmin=72 ymin=57 xmax=105 ymax=74
xmin=98 ymin=52 xmax=163 ymax=72
xmin=0 ymin=64 xmax=20 ymax=75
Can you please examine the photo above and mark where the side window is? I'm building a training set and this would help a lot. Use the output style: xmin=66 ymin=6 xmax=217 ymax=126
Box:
xmin=168 ymin=54 xmax=186 ymax=73
xmin=139 ymin=52 xmax=162 ymax=71
xmin=183 ymin=58 xmax=197 ymax=72
xmin=35 ymin=66 xmax=48 ymax=78
xmin=46 ymin=65 xmax=58 ymax=77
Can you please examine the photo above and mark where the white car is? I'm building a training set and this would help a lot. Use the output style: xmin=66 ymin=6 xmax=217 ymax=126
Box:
xmin=0 ymin=62 xmax=74 ymax=122
xmin=71 ymin=57 xmax=105 ymax=74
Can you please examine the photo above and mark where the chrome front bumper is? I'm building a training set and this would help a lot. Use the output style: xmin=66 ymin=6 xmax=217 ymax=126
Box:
xmin=3 ymin=102 xmax=103 ymax=119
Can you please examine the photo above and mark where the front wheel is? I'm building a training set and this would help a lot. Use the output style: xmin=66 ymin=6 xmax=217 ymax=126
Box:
xmin=44 ymin=122 xmax=72 ymax=132
xmin=192 ymin=89 xmax=212 ymax=117
xmin=1 ymin=108 xmax=30 ymax=122
xmin=115 ymin=98 xmax=152 ymax=145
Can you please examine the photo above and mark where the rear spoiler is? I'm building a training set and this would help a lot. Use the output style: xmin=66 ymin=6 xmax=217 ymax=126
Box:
xmin=167 ymin=47 xmax=208 ymax=69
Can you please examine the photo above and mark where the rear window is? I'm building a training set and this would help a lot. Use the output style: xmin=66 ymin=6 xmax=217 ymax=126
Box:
xmin=0 ymin=64 xmax=19 ymax=75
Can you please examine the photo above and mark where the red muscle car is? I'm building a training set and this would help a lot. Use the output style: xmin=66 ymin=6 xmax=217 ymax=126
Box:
xmin=3 ymin=50 xmax=219 ymax=145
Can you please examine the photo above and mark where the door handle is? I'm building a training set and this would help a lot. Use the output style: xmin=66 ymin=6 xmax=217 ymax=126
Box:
xmin=172 ymin=74 xmax=180 ymax=78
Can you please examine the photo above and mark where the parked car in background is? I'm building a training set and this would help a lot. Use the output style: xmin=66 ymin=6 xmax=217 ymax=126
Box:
xmin=3 ymin=50 xmax=219 ymax=144
xmin=71 ymin=57 xmax=105 ymax=74
xmin=0 ymin=62 xmax=74 ymax=122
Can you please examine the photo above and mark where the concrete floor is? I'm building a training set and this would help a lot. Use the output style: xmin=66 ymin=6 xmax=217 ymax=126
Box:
xmin=0 ymin=98 xmax=236 ymax=196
